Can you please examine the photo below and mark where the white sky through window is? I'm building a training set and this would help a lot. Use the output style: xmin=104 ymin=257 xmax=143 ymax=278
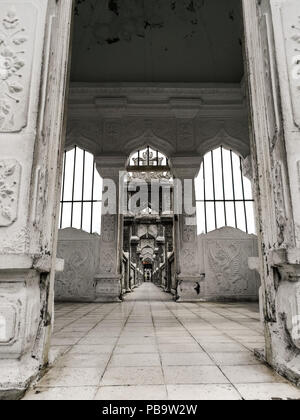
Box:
xmin=59 ymin=146 xmax=255 ymax=237
xmin=60 ymin=147 xmax=103 ymax=235
xmin=195 ymin=147 xmax=256 ymax=235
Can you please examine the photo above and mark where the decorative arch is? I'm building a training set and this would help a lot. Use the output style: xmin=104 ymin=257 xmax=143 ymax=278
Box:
xmin=124 ymin=129 xmax=176 ymax=159
xmin=65 ymin=136 xmax=99 ymax=156
xmin=197 ymin=128 xmax=250 ymax=159
xmin=66 ymin=121 xmax=101 ymax=156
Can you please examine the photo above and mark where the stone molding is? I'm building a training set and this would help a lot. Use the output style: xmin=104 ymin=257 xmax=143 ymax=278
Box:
xmin=66 ymin=84 xmax=250 ymax=159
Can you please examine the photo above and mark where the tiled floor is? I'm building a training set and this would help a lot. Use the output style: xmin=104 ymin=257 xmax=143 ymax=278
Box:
xmin=23 ymin=283 xmax=300 ymax=401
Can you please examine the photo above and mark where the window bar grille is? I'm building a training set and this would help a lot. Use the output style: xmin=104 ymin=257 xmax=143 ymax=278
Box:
xmin=156 ymin=150 xmax=159 ymax=167
xmin=80 ymin=150 xmax=86 ymax=230
xmin=220 ymin=146 xmax=227 ymax=226
xmin=60 ymin=150 xmax=67 ymax=229
xmin=230 ymin=150 xmax=238 ymax=229
xmin=203 ymin=159 xmax=208 ymax=234
xmin=90 ymin=157 xmax=96 ymax=234
xmin=59 ymin=147 xmax=103 ymax=234
xmin=70 ymin=146 xmax=77 ymax=228
xmin=240 ymin=157 xmax=249 ymax=233
xmin=196 ymin=148 xmax=254 ymax=235
xmin=211 ymin=151 xmax=217 ymax=230
xmin=147 ymin=146 xmax=150 ymax=166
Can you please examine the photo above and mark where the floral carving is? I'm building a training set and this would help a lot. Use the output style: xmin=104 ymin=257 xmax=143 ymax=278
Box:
xmin=3 ymin=8 xmax=19 ymax=30
xmin=0 ymin=7 xmax=27 ymax=131
xmin=291 ymin=16 xmax=300 ymax=45
xmin=291 ymin=17 xmax=300 ymax=85
xmin=0 ymin=48 xmax=24 ymax=82
xmin=0 ymin=227 xmax=29 ymax=254
xmin=0 ymin=99 xmax=11 ymax=127
xmin=0 ymin=160 xmax=21 ymax=226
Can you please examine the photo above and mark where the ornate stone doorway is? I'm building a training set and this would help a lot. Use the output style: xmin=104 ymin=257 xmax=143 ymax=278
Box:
xmin=0 ymin=0 xmax=300 ymax=398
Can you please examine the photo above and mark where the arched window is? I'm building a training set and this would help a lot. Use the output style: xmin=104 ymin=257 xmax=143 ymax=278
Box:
xmin=59 ymin=146 xmax=103 ymax=234
xmin=128 ymin=146 xmax=169 ymax=169
xmin=195 ymin=147 xmax=255 ymax=235
xmin=126 ymin=146 xmax=172 ymax=216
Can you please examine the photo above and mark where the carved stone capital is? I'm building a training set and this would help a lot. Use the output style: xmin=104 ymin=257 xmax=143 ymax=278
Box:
xmin=96 ymin=155 xmax=127 ymax=180
xmin=170 ymin=156 xmax=202 ymax=179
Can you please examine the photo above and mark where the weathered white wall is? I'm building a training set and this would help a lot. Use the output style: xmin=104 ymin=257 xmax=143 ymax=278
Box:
xmin=197 ymin=227 xmax=260 ymax=301
xmin=55 ymin=229 xmax=101 ymax=302
xmin=243 ymin=0 xmax=300 ymax=385
xmin=0 ymin=0 xmax=73 ymax=399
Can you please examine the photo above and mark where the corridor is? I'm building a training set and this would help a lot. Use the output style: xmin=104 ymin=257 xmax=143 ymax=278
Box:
xmin=23 ymin=284 xmax=300 ymax=401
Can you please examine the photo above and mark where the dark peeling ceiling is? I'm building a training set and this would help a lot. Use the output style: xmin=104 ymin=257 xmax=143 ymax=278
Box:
xmin=71 ymin=0 xmax=244 ymax=83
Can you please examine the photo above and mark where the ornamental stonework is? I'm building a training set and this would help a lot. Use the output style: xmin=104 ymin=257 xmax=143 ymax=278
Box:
xmin=0 ymin=159 xmax=21 ymax=227
xmin=0 ymin=4 xmax=36 ymax=132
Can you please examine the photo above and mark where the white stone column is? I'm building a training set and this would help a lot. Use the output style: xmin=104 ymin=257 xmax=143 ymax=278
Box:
xmin=243 ymin=0 xmax=300 ymax=384
xmin=171 ymin=157 xmax=204 ymax=301
xmin=95 ymin=157 xmax=126 ymax=302
xmin=0 ymin=0 xmax=73 ymax=398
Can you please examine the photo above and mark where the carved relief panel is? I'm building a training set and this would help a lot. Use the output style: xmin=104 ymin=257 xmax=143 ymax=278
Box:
xmin=207 ymin=242 xmax=249 ymax=294
xmin=182 ymin=223 xmax=196 ymax=243
xmin=0 ymin=160 xmax=21 ymax=227
xmin=100 ymin=246 xmax=116 ymax=274
xmin=200 ymin=227 xmax=260 ymax=300
xmin=0 ymin=277 xmax=40 ymax=359
xmin=102 ymin=215 xmax=116 ymax=243
xmin=0 ymin=296 xmax=19 ymax=347
xmin=55 ymin=229 xmax=101 ymax=301
xmin=180 ymin=245 xmax=197 ymax=275
xmin=0 ymin=4 xmax=37 ymax=132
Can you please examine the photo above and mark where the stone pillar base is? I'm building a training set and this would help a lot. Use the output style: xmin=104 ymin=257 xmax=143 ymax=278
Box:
xmin=258 ymin=324 xmax=300 ymax=387
xmin=176 ymin=275 xmax=205 ymax=302
xmin=94 ymin=275 xmax=122 ymax=303
xmin=261 ymin=278 xmax=300 ymax=387
xmin=0 ymin=263 xmax=49 ymax=400
xmin=0 ymin=356 xmax=41 ymax=400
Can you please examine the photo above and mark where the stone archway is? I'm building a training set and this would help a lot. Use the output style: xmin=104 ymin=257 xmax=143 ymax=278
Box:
xmin=0 ymin=0 xmax=300 ymax=398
